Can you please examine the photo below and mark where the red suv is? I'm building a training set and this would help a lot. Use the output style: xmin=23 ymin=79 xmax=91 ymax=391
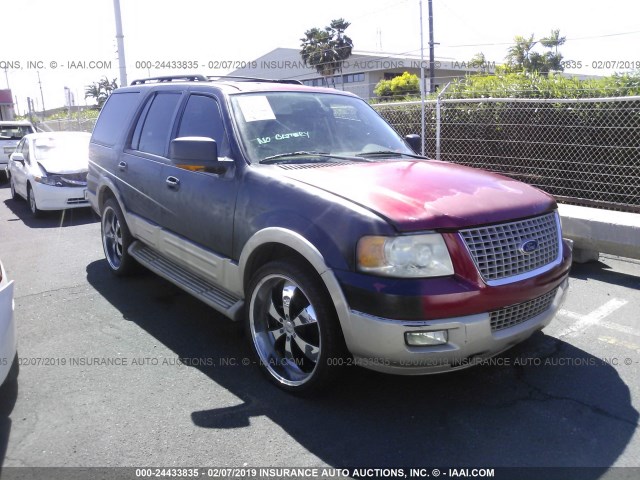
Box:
xmin=88 ymin=75 xmax=571 ymax=393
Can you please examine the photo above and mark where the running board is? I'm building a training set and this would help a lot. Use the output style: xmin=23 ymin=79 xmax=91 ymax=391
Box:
xmin=129 ymin=242 xmax=244 ymax=321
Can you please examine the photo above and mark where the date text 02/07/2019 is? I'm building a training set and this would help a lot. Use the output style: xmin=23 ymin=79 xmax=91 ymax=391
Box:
xmin=134 ymin=60 xmax=259 ymax=70
xmin=561 ymin=60 xmax=640 ymax=70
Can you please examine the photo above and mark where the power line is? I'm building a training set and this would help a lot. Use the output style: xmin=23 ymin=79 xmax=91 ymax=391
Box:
xmin=441 ymin=30 xmax=640 ymax=49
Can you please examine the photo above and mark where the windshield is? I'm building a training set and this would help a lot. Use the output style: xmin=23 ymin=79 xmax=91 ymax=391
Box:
xmin=0 ymin=125 xmax=34 ymax=140
xmin=34 ymin=135 xmax=90 ymax=162
xmin=230 ymin=92 xmax=414 ymax=163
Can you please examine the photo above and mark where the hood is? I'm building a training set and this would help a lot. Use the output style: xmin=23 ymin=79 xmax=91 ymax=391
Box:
xmin=37 ymin=155 xmax=88 ymax=175
xmin=280 ymin=160 xmax=556 ymax=231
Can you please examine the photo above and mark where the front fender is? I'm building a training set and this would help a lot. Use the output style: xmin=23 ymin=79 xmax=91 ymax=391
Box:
xmin=237 ymin=227 xmax=358 ymax=353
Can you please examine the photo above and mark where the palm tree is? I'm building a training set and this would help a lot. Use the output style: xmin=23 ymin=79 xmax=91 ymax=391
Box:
xmin=84 ymin=77 xmax=119 ymax=108
xmin=506 ymin=34 xmax=537 ymax=73
xmin=300 ymin=19 xmax=354 ymax=87
xmin=540 ymin=29 xmax=566 ymax=73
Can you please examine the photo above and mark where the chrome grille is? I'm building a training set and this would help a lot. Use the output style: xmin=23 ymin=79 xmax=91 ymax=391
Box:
xmin=490 ymin=288 xmax=558 ymax=331
xmin=459 ymin=212 xmax=560 ymax=283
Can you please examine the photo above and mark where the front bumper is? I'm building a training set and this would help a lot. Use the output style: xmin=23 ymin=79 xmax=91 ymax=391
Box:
xmin=32 ymin=182 xmax=90 ymax=210
xmin=345 ymin=277 xmax=569 ymax=374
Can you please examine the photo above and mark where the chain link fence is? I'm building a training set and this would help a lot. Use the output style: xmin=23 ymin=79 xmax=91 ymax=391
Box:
xmin=374 ymin=95 xmax=640 ymax=214
xmin=38 ymin=117 xmax=97 ymax=133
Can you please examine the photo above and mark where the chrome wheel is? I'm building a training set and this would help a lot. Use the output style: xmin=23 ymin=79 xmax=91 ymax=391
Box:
xmin=249 ymin=273 xmax=322 ymax=388
xmin=102 ymin=205 xmax=124 ymax=270
xmin=100 ymin=198 xmax=137 ymax=276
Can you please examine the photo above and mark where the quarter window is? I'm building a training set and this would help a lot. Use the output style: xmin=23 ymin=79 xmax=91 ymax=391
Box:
xmin=92 ymin=92 xmax=141 ymax=146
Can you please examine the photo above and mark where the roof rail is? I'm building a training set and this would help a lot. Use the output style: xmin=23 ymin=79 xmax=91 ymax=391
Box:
xmin=130 ymin=74 xmax=209 ymax=85
xmin=206 ymin=75 xmax=303 ymax=85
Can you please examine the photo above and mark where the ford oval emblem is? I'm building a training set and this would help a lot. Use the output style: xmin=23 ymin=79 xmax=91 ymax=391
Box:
xmin=520 ymin=239 xmax=539 ymax=255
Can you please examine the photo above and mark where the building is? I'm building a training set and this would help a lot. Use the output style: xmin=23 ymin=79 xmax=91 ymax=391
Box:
xmin=228 ymin=48 xmax=494 ymax=101
xmin=0 ymin=90 xmax=15 ymax=120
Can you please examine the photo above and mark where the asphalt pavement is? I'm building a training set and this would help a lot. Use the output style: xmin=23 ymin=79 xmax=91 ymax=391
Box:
xmin=0 ymin=181 xmax=639 ymax=478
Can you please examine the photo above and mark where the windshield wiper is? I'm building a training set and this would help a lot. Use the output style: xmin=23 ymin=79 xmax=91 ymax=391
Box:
xmin=259 ymin=151 xmax=373 ymax=164
xmin=356 ymin=150 xmax=428 ymax=159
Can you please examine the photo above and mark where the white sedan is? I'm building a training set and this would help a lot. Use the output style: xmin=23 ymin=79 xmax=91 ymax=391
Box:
xmin=9 ymin=132 xmax=92 ymax=217
xmin=0 ymin=257 xmax=16 ymax=387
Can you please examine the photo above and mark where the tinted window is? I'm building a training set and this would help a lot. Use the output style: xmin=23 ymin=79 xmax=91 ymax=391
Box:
xmin=176 ymin=95 xmax=229 ymax=154
xmin=92 ymin=92 xmax=141 ymax=146
xmin=0 ymin=125 xmax=33 ymax=140
xmin=135 ymin=92 xmax=181 ymax=156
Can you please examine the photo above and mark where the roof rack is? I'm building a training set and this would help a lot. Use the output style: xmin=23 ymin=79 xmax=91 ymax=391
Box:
xmin=129 ymin=74 xmax=304 ymax=86
xmin=206 ymin=75 xmax=303 ymax=85
xmin=130 ymin=74 xmax=209 ymax=85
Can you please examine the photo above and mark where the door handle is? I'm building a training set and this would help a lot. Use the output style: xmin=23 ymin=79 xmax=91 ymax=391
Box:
xmin=166 ymin=176 xmax=180 ymax=189
xmin=117 ymin=161 xmax=127 ymax=172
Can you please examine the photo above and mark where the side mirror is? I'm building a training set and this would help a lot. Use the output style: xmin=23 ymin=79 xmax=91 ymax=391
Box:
xmin=169 ymin=137 xmax=219 ymax=171
xmin=404 ymin=134 xmax=422 ymax=154
xmin=11 ymin=152 xmax=25 ymax=164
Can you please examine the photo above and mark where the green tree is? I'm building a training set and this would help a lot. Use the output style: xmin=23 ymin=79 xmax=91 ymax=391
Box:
xmin=506 ymin=34 xmax=538 ymax=73
xmin=300 ymin=18 xmax=353 ymax=86
xmin=374 ymin=72 xmax=420 ymax=100
xmin=84 ymin=76 xmax=118 ymax=108
xmin=469 ymin=52 xmax=489 ymax=74
xmin=506 ymin=30 xmax=565 ymax=75
xmin=539 ymin=29 xmax=566 ymax=72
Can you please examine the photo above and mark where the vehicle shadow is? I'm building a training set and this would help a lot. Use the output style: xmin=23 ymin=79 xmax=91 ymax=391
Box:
xmin=570 ymin=258 xmax=640 ymax=289
xmin=86 ymin=260 xmax=638 ymax=472
xmin=2 ymin=197 xmax=97 ymax=229
xmin=0 ymin=359 xmax=19 ymax=470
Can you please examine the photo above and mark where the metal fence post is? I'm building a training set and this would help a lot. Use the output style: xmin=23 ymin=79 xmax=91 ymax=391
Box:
xmin=435 ymin=83 xmax=450 ymax=160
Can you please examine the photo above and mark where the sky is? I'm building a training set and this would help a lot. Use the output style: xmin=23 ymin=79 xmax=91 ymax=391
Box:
xmin=2 ymin=0 xmax=639 ymax=114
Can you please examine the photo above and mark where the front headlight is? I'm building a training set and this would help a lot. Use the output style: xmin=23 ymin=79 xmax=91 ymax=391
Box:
xmin=357 ymin=233 xmax=454 ymax=278
xmin=34 ymin=175 xmax=63 ymax=187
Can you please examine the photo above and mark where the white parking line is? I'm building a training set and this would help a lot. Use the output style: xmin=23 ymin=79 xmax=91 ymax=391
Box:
xmin=599 ymin=320 xmax=640 ymax=338
xmin=556 ymin=298 xmax=628 ymax=338
xmin=598 ymin=335 xmax=640 ymax=354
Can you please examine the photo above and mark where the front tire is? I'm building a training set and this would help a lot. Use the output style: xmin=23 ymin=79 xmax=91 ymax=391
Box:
xmin=27 ymin=184 xmax=42 ymax=218
xmin=246 ymin=260 xmax=346 ymax=394
xmin=9 ymin=177 xmax=18 ymax=201
xmin=101 ymin=198 xmax=137 ymax=276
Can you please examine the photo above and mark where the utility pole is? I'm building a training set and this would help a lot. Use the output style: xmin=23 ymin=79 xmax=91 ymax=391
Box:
xmin=428 ymin=0 xmax=435 ymax=93
xmin=113 ymin=0 xmax=128 ymax=86
xmin=27 ymin=97 xmax=34 ymax=125
xmin=37 ymin=71 xmax=46 ymax=117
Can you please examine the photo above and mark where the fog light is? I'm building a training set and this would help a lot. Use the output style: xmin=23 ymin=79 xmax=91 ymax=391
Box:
xmin=405 ymin=330 xmax=448 ymax=346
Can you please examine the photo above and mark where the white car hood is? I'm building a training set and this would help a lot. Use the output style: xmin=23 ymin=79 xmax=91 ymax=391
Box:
xmin=38 ymin=156 xmax=89 ymax=174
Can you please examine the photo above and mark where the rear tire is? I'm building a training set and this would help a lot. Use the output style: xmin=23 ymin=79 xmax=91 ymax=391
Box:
xmin=101 ymin=198 xmax=137 ymax=276
xmin=245 ymin=260 xmax=346 ymax=394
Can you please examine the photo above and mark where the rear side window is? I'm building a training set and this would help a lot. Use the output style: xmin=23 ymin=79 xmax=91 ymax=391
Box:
xmin=92 ymin=92 xmax=141 ymax=146
xmin=131 ymin=92 xmax=181 ymax=156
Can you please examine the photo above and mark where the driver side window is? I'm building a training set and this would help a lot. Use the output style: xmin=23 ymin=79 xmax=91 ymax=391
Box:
xmin=18 ymin=139 xmax=30 ymax=163
xmin=175 ymin=94 xmax=229 ymax=156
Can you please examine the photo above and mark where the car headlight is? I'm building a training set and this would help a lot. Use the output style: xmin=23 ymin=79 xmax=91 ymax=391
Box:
xmin=357 ymin=233 xmax=454 ymax=278
xmin=34 ymin=175 xmax=63 ymax=187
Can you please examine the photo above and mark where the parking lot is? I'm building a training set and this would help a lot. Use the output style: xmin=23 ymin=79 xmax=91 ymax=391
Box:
xmin=0 ymin=181 xmax=639 ymax=474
